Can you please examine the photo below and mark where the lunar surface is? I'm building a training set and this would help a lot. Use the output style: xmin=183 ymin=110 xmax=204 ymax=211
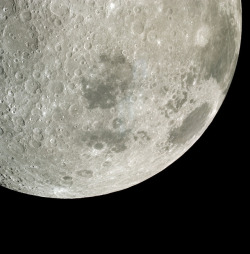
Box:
xmin=0 ymin=0 xmax=242 ymax=198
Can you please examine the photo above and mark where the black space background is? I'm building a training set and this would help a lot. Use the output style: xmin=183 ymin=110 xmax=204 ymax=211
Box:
xmin=0 ymin=3 xmax=248 ymax=224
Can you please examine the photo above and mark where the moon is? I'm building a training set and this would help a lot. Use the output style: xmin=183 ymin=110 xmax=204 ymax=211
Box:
xmin=0 ymin=0 xmax=242 ymax=198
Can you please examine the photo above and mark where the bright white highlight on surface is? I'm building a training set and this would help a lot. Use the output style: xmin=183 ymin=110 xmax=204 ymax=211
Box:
xmin=196 ymin=25 xmax=210 ymax=47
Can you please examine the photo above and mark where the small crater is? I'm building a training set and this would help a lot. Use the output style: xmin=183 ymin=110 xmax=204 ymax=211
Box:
xmin=55 ymin=43 xmax=62 ymax=52
xmin=50 ymin=2 xmax=70 ymax=18
xmin=112 ymin=55 xmax=126 ymax=64
xmin=24 ymin=80 xmax=39 ymax=94
xmin=0 ymin=66 xmax=4 ymax=75
xmin=132 ymin=20 xmax=144 ymax=34
xmin=20 ymin=11 xmax=32 ymax=22
xmin=112 ymin=118 xmax=124 ymax=129
xmin=33 ymin=70 xmax=41 ymax=80
xmin=34 ymin=62 xmax=45 ymax=72
xmin=134 ymin=130 xmax=151 ymax=144
xmin=15 ymin=72 xmax=25 ymax=82
xmin=69 ymin=104 xmax=83 ymax=117
xmin=52 ymin=108 xmax=65 ymax=122
xmin=165 ymin=7 xmax=174 ymax=16
xmin=14 ymin=117 xmax=25 ymax=127
xmin=48 ymin=81 xmax=64 ymax=95
xmin=76 ymin=170 xmax=93 ymax=178
xmin=60 ymin=175 xmax=73 ymax=186
xmin=0 ymin=102 xmax=9 ymax=115
xmin=133 ymin=6 xmax=142 ymax=14
xmin=99 ymin=54 xmax=109 ymax=62
xmin=33 ymin=133 xmax=44 ymax=142
xmin=29 ymin=139 xmax=41 ymax=149
xmin=195 ymin=25 xmax=210 ymax=47
xmin=84 ymin=41 xmax=92 ymax=50
xmin=147 ymin=30 xmax=158 ymax=43
xmin=68 ymin=83 xmax=76 ymax=91
xmin=74 ymin=68 xmax=82 ymax=76
xmin=94 ymin=142 xmax=104 ymax=150
xmin=0 ymin=127 xmax=4 ymax=135
xmin=102 ymin=160 xmax=112 ymax=168
xmin=62 ymin=176 xmax=73 ymax=181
